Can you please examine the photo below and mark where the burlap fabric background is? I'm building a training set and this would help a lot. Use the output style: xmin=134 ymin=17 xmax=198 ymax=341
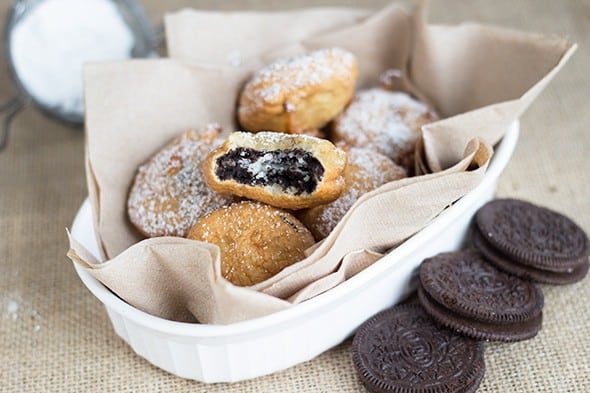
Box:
xmin=1 ymin=0 xmax=588 ymax=391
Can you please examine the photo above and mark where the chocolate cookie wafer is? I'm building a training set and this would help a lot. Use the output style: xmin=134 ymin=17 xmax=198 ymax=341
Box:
xmin=418 ymin=250 xmax=544 ymax=342
xmin=473 ymin=199 xmax=589 ymax=284
xmin=472 ymin=227 xmax=590 ymax=285
xmin=352 ymin=304 xmax=485 ymax=393
xmin=476 ymin=199 xmax=589 ymax=272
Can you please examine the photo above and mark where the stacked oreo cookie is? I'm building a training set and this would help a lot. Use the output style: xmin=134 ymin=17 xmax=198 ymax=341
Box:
xmin=418 ymin=250 xmax=544 ymax=342
xmin=352 ymin=199 xmax=589 ymax=393
xmin=471 ymin=199 xmax=590 ymax=285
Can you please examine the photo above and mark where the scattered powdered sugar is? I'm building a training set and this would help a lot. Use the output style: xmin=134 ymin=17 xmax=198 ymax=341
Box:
xmin=241 ymin=48 xmax=357 ymax=109
xmin=347 ymin=147 xmax=406 ymax=186
xmin=127 ymin=125 xmax=234 ymax=237
xmin=227 ymin=49 xmax=242 ymax=67
xmin=333 ymin=88 xmax=436 ymax=167
xmin=30 ymin=309 xmax=42 ymax=333
xmin=300 ymin=148 xmax=406 ymax=239
xmin=2 ymin=295 xmax=43 ymax=332
xmin=234 ymin=131 xmax=320 ymax=146
xmin=6 ymin=299 xmax=19 ymax=320
xmin=379 ymin=68 xmax=403 ymax=88
xmin=310 ymin=189 xmax=359 ymax=239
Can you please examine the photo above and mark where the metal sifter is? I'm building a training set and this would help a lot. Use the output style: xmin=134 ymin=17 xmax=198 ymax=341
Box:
xmin=1 ymin=0 xmax=157 ymax=150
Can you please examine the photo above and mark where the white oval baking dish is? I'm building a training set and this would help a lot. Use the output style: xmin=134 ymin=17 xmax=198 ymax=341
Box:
xmin=70 ymin=121 xmax=519 ymax=383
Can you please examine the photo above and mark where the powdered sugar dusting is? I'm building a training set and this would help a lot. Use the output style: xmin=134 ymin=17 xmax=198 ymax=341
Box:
xmin=234 ymin=130 xmax=319 ymax=146
xmin=6 ymin=299 xmax=19 ymax=320
xmin=333 ymin=88 xmax=437 ymax=168
xmin=127 ymin=124 xmax=234 ymax=237
xmin=227 ymin=49 xmax=242 ymax=67
xmin=241 ymin=48 xmax=357 ymax=109
xmin=188 ymin=201 xmax=315 ymax=286
xmin=2 ymin=295 xmax=43 ymax=332
xmin=300 ymin=148 xmax=406 ymax=239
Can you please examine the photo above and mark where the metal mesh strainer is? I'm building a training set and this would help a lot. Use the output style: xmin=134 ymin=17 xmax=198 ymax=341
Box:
xmin=1 ymin=0 xmax=157 ymax=150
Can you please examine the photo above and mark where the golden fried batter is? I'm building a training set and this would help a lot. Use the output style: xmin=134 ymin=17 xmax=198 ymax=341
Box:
xmin=187 ymin=202 xmax=315 ymax=286
xmin=238 ymin=48 xmax=358 ymax=134
xmin=331 ymin=88 xmax=438 ymax=171
xmin=127 ymin=124 xmax=234 ymax=237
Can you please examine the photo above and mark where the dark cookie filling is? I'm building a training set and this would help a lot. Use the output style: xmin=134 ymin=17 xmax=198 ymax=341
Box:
xmin=215 ymin=148 xmax=325 ymax=195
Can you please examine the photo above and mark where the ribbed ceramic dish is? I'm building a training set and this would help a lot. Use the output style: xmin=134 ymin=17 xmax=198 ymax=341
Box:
xmin=70 ymin=122 xmax=519 ymax=383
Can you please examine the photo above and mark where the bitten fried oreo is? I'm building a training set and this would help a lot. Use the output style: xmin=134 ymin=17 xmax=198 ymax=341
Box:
xmin=186 ymin=201 xmax=315 ymax=287
xmin=418 ymin=250 xmax=544 ymax=342
xmin=238 ymin=48 xmax=358 ymax=135
xmin=203 ymin=131 xmax=347 ymax=210
xmin=127 ymin=124 xmax=234 ymax=238
xmin=473 ymin=199 xmax=590 ymax=284
xmin=352 ymin=304 xmax=485 ymax=393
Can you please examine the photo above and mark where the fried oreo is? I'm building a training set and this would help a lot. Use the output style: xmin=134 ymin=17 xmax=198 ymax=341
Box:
xmin=238 ymin=47 xmax=358 ymax=135
xmin=186 ymin=201 xmax=315 ymax=287
xmin=418 ymin=250 xmax=544 ymax=342
xmin=352 ymin=304 xmax=485 ymax=393
xmin=203 ymin=131 xmax=347 ymax=210
xmin=331 ymin=88 xmax=438 ymax=172
xmin=127 ymin=124 xmax=234 ymax=238
xmin=473 ymin=199 xmax=590 ymax=284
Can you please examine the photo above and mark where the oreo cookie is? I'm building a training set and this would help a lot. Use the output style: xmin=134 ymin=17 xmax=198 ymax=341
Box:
xmin=473 ymin=199 xmax=589 ymax=284
xmin=418 ymin=250 xmax=544 ymax=342
xmin=472 ymin=228 xmax=590 ymax=285
xmin=352 ymin=304 xmax=485 ymax=393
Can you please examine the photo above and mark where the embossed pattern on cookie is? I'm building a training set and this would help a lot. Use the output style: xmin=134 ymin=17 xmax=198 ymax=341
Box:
xmin=472 ymin=226 xmax=590 ymax=285
xmin=420 ymin=250 xmax=544 ymax=323
xmin=418 ymin=284 xmax=543 ymax=343
xmin=476 ymin=199 xmax=590 ymax=271
xmin=352 ymin=304 xmax=485 ymax=393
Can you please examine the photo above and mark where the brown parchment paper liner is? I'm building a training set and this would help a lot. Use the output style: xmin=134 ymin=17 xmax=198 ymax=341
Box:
xmin=67 ymin=3 xmax=575 ymax=324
